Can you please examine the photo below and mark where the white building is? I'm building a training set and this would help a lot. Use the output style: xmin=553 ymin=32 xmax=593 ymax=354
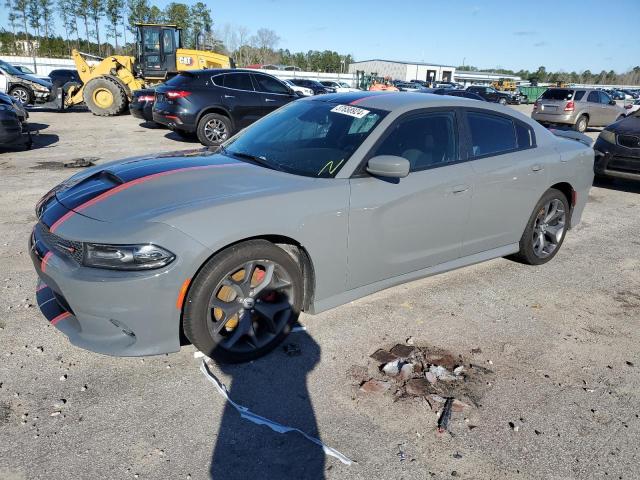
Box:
xmin=348 ymin=59 xmax=456 ymax=83
xmin=454 ymin=70 xmax=522 ymax=86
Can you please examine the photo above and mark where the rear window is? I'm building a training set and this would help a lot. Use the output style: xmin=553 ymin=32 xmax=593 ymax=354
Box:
xmin=164 ymin=74 xmax=193 ymax=87
xmin=467 ymin=111 xmax=517 ymax=157
xmin=541 ymin=89 xmax=574 ymax=101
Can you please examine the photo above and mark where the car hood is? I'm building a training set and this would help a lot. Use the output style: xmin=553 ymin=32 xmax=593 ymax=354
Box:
xmin=17 ymin=73 xmax=52 ymax=88
xmin=51 ymin=149 xmax=316 ymax=224
xmin=609 ymin=114 xmax=640 ymax=134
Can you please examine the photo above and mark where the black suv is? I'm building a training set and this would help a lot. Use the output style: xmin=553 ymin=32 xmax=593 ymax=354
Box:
xmin=48 ymin=69 xmax=82 ymax=90
xmin=466 ymin=86 xmax=517 ymax=105
xmin=287 ymin=78 xmax=334 ymax=95
xmin=153 ymin=69 xmax=298 ymax=146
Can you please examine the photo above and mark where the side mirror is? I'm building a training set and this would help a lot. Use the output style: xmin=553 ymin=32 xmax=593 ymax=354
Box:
xmin=609 ymin=100 xmax=616 ymax=105
xmin=366 ymin=155 xmax=410 ymax=178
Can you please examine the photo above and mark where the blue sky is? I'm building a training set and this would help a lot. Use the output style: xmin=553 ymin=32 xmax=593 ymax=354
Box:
xmin=2 ymin=0 xmax=639 ymax=73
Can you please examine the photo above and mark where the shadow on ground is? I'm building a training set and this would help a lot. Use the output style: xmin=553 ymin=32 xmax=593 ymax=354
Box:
xmin=209 ymin=331 xmax=326 ymax=480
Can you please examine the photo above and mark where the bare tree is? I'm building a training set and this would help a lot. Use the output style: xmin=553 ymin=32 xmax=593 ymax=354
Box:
xmin=89 ymin=0 xmax=105 ymax=56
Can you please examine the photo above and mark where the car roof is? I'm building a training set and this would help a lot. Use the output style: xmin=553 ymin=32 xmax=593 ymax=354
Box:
xmin=311 ymin=91 xmax=498 ymax=112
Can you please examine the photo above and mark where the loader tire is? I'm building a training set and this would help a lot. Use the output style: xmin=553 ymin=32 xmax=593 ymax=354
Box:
xmin=83 ymin=76 xmax=128 ymax=116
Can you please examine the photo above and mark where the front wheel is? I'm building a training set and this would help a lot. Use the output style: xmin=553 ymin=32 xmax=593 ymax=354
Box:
xmin=498 ymin=97 xmax=507 ymax=105
xmin=182 ymin=240 xmax=303 ymax=363
xmin=10 ymin=86 xmax=32 ymax=105
xmin=511 ymin=188 xmax=569 ymax=265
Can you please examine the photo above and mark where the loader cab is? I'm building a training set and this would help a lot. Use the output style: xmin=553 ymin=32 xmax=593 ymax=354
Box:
xmin=136 ymin=24 xmax=182 ymax=79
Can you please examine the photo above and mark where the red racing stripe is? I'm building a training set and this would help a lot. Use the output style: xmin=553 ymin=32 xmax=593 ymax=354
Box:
xmin=51 ymin=311 xmax=71 ymax=325
xmin=41 ymin=251 xmax=53 ymax=273
xmin=50 ymin=163 xmax=239 ymax=233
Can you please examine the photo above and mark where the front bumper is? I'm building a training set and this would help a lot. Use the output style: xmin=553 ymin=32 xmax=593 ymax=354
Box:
xmin=594 ymin=138 xmax=640 ymax=180
xmin=29 ymin=218 xmax=210 ymax=357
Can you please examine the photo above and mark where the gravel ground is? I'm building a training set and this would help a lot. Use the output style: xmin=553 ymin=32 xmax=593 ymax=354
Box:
xmin=0 ymin=105 xmax=639 ymax=480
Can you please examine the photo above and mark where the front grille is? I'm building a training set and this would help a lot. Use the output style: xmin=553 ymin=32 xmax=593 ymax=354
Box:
xmin=618 ymin=134 xmax=640 ymax=149
xmin=37 ymin=223 xmax=84 ymax=264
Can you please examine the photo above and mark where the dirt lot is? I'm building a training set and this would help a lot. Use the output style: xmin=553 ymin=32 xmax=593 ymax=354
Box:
xmin=0 ymin=105 xmax=639 ymax=480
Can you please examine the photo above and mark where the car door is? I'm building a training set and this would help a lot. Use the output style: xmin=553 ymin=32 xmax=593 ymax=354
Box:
xmin=347 ymin=109 xmax=474 ymax=289
xmin=252 ymin=73 xmax=295 ymax=115
xmin=216 ymin=72 xmax=262 ymax=129
xmin=0 ymin=69 xmax=7 ymax=93
xmin=586 ymin=90 xmax=603 ymax=126
xmin=460 ymin=109 xmax=549 ymax=256
xmin=599 ymin=91 xmax=620 ymax=125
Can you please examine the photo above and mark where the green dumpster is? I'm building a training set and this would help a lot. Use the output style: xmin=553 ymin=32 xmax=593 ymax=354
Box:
xmin=518 ymin=86 xmax=547 ymax=104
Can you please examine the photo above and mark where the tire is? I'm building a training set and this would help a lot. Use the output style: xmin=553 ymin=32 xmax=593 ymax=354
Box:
xmin=82 ymin=76 xmax=127 ymax=116
xmin=10 ymin=86 xmax=33 ymax=105
xmin=511 ymin=189 xmax=570 ymax=265
xmin=573 ymin=115 xmax=588 ymax=133
xmin=196 ymin=112 xmax=232 ymax=146
xmin=183 ymin=240 xmax=303 ymax=363
xmin=498 ymin=97 xmax=507 ymax=105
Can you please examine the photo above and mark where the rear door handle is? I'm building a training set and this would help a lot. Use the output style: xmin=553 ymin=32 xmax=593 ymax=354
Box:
xmin=531 ymin=164 xmax=543 ymax=172
xmin=450 ymin=184 xmax=470 ymax=194
xmin=224 ymin=94 xmax=235 ymax=99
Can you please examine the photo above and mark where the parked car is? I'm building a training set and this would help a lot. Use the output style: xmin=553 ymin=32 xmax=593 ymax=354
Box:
xmin=434 ymin=82 xmax=464 ymax=90
xmin=609 ymin=90 xmax=626 ymax=101
xmin=283 ymin=79 xmax=313 ymax=96
xmin=532 ymin=88 xmax=625 ymax=133
xmin=624 ymin=99 xmax=640 ymax=116
xmin=396 ymin=82 xmax=430 ymax=92
xmin=153 ymin=69 xmax=298 ymax=146
xmin=130 ymin=88 xmax=156 ymax=122
xmin=621 ymin=89 xmax=639 ymax=100
xmin=288 ymin=78 xmax=334 ymax=94
xmin=0 ymin=104 xmax=23 ymax=146
xmin=0 ymin=59 xmax=53 ymax=105
xmin=432 ymin=88 xmax=486 ymax=101
xmin=319 ymin=80 xmax=358 ymax=93
xmin=593 ymin=110 xmax=640 ymax=181
xmin=0 ymin=91 xmax=28 ymax=122
xmin=466 ymin=85 xmax=517 ymax=105
xmin=31 ymin=92 xmax=593 ymax=362
xmin=48 ymin=69 xmax=82 ymax=90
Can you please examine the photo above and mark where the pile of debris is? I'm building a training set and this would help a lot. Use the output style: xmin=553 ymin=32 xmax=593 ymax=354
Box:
xmin=354 ymin=343 xmax=494 ymax=432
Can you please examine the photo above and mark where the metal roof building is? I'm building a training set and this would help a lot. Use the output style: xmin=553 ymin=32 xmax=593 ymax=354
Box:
xmin=348 ymin=59 xmax=456 ymax=83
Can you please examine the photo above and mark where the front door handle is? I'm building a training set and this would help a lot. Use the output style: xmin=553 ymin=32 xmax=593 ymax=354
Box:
xmin=531 ymin=164 xmax=543 ymax=172
xmin=265 ymin=98 xmax=276 ymax=102
xmin=223 ymin=94 xmax=235 ymax=99
xmin=450 ymin=184 xmax=470 ymax=194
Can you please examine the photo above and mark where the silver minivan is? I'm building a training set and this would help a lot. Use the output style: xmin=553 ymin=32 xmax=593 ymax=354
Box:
xmin=532 ymin=88 xmax=625 ymax=132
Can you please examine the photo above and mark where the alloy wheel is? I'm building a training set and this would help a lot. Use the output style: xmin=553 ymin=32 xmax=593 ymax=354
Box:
xmin=11 ymin=88 xmax=28 ymax=104
xmin=207 ymin=260 xmax=294 ymax=353
xmin=531 ymin=198 xmax=566 ymax=258
xmin=203 ymin=119 xmax=228 ymax=143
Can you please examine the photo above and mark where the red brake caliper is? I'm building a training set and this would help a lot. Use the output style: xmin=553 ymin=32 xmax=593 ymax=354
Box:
xmin=255 ymin=268 xmax=277 ymax=302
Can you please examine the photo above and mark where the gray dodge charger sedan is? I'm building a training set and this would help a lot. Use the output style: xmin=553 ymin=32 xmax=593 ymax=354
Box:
xmin=31 ymin=92 xmax=594 ymax=362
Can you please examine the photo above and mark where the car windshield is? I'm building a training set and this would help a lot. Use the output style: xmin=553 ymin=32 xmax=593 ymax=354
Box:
xmin=0 ymin=60 xmax=25 ymax=75
xmin=17 ymin=66 xmax=34 ymax=74
xmin=223 ymin=100 xmax=387 ymax=178
xmin=541 ymin=89 xmax=574 ymax=101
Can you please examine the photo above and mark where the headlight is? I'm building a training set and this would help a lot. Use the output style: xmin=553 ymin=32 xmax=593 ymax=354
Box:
xmin=83 ymin=243 xmax=175 ymax=270
xmin=32 ymin=83 xmax=49 ymax=92
xmin=599 ymin=130 xmax=617 ymax=145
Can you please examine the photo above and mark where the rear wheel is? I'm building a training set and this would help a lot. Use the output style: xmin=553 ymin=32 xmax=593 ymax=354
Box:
xmin=573 ymin=115 xmax=588 ymax=133
xmin=511 ymin=188 xmax=569 ymax=265
xmin=83 ymin=76 xmax=127 ymax=116
xmin=182 ymin=240 xmax=303 ymax=363
xmin=196 ymin=113 xmax=232 ymax=146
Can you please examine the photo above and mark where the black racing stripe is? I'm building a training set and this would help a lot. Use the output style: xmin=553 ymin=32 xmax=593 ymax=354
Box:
xmin=314 ymin=91 xmax=389 ymax=106
xmin=54 ymin=152 xmax=241 ymax=212
xmin=39 ymin=198 xmax=72 ymax=230
xmin=36 ymin=284 xmax=67 ymax=322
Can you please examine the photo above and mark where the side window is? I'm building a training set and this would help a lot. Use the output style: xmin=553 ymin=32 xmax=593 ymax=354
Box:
xmin=574 ymin=90 xmax=586 ymax=101
xmin=587 ymin=91 xmax=599 ymax=103
xmin=162 ymin=29 xmax=175 ymax=54
xmin=211 ymin=74 xmax=225 ymax=87
xmin=515 ymin=122 xmax=535 ymax=149
xmin=373 ymin=111 xmax=458 ymax=171
xmin=223 ymin=73 xmax=254 ymax=91
xmin=467 ymin=111 xmax=517 ymax=157
xmin=253 ymin=74 xmax=290 ymax=94
xmin=599 ymin=91 xmax=611 ymax=104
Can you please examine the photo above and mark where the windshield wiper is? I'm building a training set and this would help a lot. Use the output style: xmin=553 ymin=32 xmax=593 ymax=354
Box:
xmin=228 ymin=151 xmax=283 ymax=172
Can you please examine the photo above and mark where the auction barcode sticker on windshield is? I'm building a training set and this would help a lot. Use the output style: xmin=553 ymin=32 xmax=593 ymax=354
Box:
xmin=331 ymin=104 xmax=370 ymax=118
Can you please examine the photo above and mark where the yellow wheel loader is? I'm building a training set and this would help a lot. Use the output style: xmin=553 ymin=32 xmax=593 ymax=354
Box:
xmin=64 ymin=24 xmax=232 ymax=116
